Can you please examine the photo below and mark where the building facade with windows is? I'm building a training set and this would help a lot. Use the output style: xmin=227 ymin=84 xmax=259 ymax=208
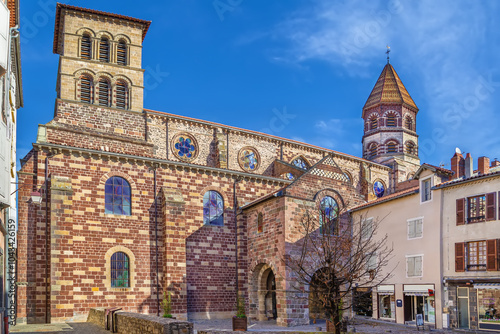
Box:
xmin=351 ymin=164 xmax=452 ymax=329
xmin=0 ymin=0 xmax=22 ymax=331
xmin=440 ymin=153 xmax=500 ymax=331
xmin=15 ymin=3 xmax=423 ymax=326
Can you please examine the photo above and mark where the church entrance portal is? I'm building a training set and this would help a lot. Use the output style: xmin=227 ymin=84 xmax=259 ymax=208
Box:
xmin=265 ymin=271 xmax=277 ymax=320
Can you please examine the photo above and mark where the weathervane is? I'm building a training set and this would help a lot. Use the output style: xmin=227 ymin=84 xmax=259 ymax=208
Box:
xmin=386 ymin=45 xmax=390 ymax=64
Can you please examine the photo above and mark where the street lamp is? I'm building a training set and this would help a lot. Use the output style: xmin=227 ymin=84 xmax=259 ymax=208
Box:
xmin=30 ymin=191 xmax=42 ymax=205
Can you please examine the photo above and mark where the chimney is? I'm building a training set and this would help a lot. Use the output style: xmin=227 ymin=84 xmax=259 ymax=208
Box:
xmin=478 ymin=156 xmax=490 ymax=175
xmin=465 ymin=153 xmax=473 ymax=178
xmin=451 ymin=149 xmax=465 ymax=179
xmin=491 ymin=159 xmax=500 ymax=168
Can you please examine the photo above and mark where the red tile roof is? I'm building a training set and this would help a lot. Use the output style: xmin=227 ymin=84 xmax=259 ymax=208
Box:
xmin=7 ymin=0 xmax=17 ymax=27
xmin=350 ymin=186 xmax=419 ymax=212
xmin=433 ymin=170 xmax=500 ymax=189
xmin=53 ymin=3 xmax=151 ymax=54
xmin=422 ymin=163 xmax=453 ymax=175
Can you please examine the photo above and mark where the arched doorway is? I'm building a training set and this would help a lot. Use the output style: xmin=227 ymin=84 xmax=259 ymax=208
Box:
xmin=265 ymin=271 xmax=277 ymax=320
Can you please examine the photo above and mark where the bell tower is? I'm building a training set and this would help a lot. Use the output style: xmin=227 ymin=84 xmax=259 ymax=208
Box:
xmin=53 ymin=4 xmax=151 ymax=113
xmin=361 ymin=56 xmax=420 ymax=184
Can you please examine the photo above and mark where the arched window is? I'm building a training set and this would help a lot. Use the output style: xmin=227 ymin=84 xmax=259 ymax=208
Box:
xmin=406 ymin=142 xmax=416 ymax=155
xmin=257 ymin=212 xmax=263 ymax=233
xmin=99 ymin=37 xmax=110 ymax=62
xmin=387 ymin=141 xmax=397 ymax=153
xmin=116 ymin=80 xmax=129 ymax=109
xmin=111 ymin=252 xmax=130 ymax=287
xmin=292 ymin=157 xmax=309 ymax=170
xmin=370 ymin=116 xmax=378 ymax=130
xmin=283 ymin=173 xmax=295 ymax=180
xmin=203 ymin=190 xmax=224 ymax=226
xmin=386 ymin=114 xmax=396 ymax=127
xmin=80 ymin=75 xmax=93 ymax=104
xmin=319 ymin=196 xmax=339 ymax=235
xmin=368 ymin=143 xmax=378 ymax=158
xmin=117 ymin=40 xmax=127 ymax=66
xmin=81 ymin=34 xmax=92 ymax=60
xmin=105 ymin=176 xmax=131 ymax=215
xmin=405 ymin=116 xmax=413 ymax=131
xmin=98 ymin=78 xmax=111 ymax=107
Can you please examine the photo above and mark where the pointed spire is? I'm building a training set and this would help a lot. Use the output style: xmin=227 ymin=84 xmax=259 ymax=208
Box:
xmin=363 ymin=63 xmax=418 ymax=111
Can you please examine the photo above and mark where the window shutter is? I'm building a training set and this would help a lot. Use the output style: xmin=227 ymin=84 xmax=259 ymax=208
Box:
xmin=116 ymin=81 xmax=128 ymax=110
xmin=486 ymin=192 xmax=497 ymax=221
xmin=81 ymin=35 xmax=91 ymax=60
xmin=98 ymin=80 xmax=110 ymax=106
xmin=117 ymin=41 xmax=127 ymax=65
xmin=415 ymin=256 xmax=422 ymax=276
xmin=407 ymin=257 xmax=415 ymax=276
xmin=99 ymin=38 xmax=110 ymax=62
xmin=455 ymin=242 xmax=465 ymax=272
xmin=487 ymin=239 xmax=497 ymax=271
xmin=415 ymin=219 xmax=423 ymax=238
xmin=456 ymin=198 xmax=465 ymax=225
xmin=80 ymin=76 xmax=93 ymax=104
xmin=408 ymin=221 xmax=415 ymax=238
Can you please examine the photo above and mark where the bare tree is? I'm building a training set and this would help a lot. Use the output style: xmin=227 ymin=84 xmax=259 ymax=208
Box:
xmin=283 ymin=203 xmax=393 ymax=334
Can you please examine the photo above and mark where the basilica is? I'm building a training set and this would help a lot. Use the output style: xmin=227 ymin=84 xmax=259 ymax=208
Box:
xmin=16 ymin=4 xmax=421 ymax=325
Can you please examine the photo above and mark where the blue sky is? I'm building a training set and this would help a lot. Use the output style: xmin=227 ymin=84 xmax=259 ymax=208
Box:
xmin=18 ymin=0 xmax=500 ymax=169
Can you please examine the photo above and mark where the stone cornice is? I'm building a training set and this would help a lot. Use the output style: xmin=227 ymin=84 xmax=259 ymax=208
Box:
xmin=33 ymin=143 xmax=292 ymax=186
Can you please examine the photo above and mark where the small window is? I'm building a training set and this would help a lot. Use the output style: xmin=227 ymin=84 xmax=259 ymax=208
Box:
xmin=468 ymin=195 xmax=486 ymax=223
xmin=111 ymin=252 xmax=130 ymax=287
xmin=257 ymin=212 xmax=263 ymax=233
xmin=105 ymin=176 xmax=131 ymax=215
xmin=80 ymin=75 xmax=93 ymax=104
xmin=387 ymin=142 xmax=397 ymax=153
xmin=421 ymin=178 xmax=431 ymax=202
xmin=319 ymin=196 xmax=339 ymax=235
xmin=361 ymin=218 xmax=373 ymax=240
xmin=368 ymin=143 xmax=378 ymax=159
xmin=406 ymin=142 xmax=416 ymax=155
xmin=117 ymin=40 xmax=127 ymax=66
xmin=116 ymin=80 xmax=129 ymax=110
xmin=99 ymin=37 xmax=110 ymax=62
xmin=370 ymin=116 xmax=378 ymax=130
xmin=407 ymin=218 xmax=423 ymax=239
xmin=203 ymin=191 xmax=224 ymax=226
xmin=98 ymin=79 xmax=111 ymax=107
xmin=386 ymin=114 xmax=396 ymax=127
xmin=406 ymin=255 xmax=423 ymax=277
xmin=405 ymin=116 xmax=413 ymax=131
xmin=81 ymin=34 xmax=92 ymax=60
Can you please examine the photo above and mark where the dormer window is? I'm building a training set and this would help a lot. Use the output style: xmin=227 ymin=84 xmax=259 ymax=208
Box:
xmin=81 ymin=34 xmax=92 ymax=60
xmin=421 ymin=177 xmax=432 ymax=202
xmin=117 ymin=40 xmax=127 ymax=66
xmin=99 ymin=37 xmax=110 ymax=62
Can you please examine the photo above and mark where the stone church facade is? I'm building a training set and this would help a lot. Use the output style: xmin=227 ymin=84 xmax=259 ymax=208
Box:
xmin=16 ymin=4 xmax=420 ymax=326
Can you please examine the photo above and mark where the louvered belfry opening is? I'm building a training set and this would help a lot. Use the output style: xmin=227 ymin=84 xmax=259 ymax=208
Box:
xmin=98 ymin=79 xmax=111 ymax=106
xmin=116 ymin=81 xmax=128 ymax=109
xmin=117 ymin=40 xmax=127 ymax=66
xmin=99 ymin=37 xmax=110 ymax=62
xmin=81 ymin=34 xmax=92 ymax=60
xmin=80 ymin=75 xmax=93 ymax=104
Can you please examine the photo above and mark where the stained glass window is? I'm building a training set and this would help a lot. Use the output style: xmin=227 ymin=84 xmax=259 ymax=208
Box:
xmin=203 ymin=191 xmax=224 ymax=226
xmin=105 ymin=176 xmax=131 ymax=215
xmin=373 ymin=181 xmax=385 ymax=198
xmin=239 ymin=147 xmax=259 ymax=171
xmin=292 ymin=157 xmax=309 ymax=170
xmin=284 ymin=173 xmax=295 ymax=180
xmin=111 ymin=252 xmax=130 ymax=287
xmin=319 ymin=196 xmax=339 ymax=235
xmin=174 ymin=135 xmax=196 ymax=161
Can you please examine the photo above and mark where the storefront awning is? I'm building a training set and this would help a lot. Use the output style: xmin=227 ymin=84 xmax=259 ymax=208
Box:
xmin=474 ymin=283 xmax=500 ymax=290
xmin=377 ymin=285 xmax=394 ymax=295
xmin=404 ymin=292 xmax=429 ymax=296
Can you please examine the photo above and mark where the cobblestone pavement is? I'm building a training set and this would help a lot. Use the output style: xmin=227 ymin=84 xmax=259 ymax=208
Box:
xmin=11 ymin=322 xmax=109 ymax=334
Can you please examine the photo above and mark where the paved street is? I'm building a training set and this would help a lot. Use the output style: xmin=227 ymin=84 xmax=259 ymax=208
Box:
xmin=10 ymin=317 xmax=498 ymax=333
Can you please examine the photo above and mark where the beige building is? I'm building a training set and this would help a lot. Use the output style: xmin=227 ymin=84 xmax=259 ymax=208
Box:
xmin=351 ymin=164 xmax=453 ymax=329
xmin=440 ymin=152 xmax=500 ymax=331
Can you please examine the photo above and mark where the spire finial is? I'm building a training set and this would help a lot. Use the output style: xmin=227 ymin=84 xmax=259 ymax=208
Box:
xmin=386 ymin=45 xmax=390 ymax=64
